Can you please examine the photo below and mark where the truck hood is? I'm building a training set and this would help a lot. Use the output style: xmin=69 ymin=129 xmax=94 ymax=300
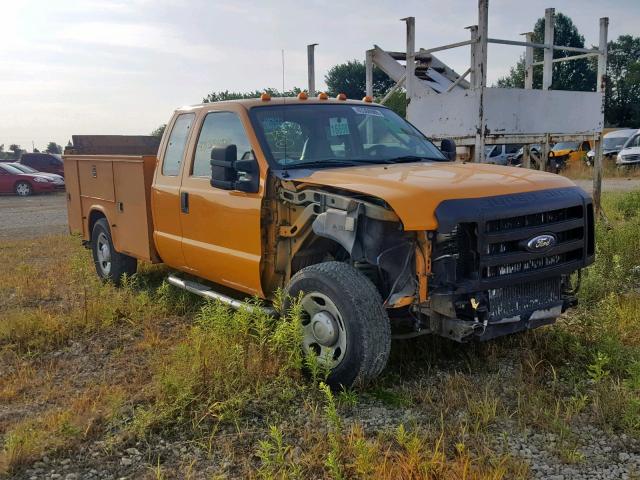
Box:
xmin=293 ymin=161 xmax=577 ymax=230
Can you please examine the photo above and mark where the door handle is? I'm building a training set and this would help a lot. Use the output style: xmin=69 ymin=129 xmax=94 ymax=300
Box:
xmin=180 ymin=191 xmax=189 ymax=213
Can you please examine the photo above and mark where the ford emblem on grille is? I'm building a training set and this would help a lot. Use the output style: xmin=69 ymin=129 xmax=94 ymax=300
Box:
xmin=525 ymin=234 xmax=557 ymax=252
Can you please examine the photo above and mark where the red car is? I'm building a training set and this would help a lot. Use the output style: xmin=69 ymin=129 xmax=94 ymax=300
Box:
xmin=0 ymin=163 xmax=61 ymax=196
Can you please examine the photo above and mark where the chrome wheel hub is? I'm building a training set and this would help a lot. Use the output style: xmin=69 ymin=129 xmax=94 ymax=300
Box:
xmin=96 ymin=232 xmax=111 ymax=275
xmin=310 ymin=311 xmax=339 ymax=346
xmin=300 ymin=292 xmax=346 ymax=367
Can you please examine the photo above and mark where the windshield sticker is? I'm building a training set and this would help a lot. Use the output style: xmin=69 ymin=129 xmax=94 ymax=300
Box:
xmin=352 ymin=106 xmax=383 ymax=117
xmin=329 ymin=117 xmax=350 ymax=136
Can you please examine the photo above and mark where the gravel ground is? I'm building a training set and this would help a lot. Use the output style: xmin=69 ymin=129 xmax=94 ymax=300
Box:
xmin=0 ymin=193 xmax=68 ymax=240
xmin=574 ymin=178 xmax=640 ymax=193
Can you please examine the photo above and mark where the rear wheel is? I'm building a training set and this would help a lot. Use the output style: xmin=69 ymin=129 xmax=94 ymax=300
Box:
xmin=15 ymin=181 xmax=32 ymax=197
xmin=285 ymin=261 xmax=391 ymax=388
xmin=91 ymin=218 xmax=137 ymax=286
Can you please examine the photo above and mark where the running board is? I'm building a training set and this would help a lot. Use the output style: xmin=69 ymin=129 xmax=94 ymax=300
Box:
xmin=166 ymin=275 xmax=276 ymax=316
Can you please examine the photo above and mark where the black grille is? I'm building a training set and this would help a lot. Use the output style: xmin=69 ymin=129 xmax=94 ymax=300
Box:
xmin=480 ymin=205 xmax=586 ymax=281
xmin=488 ymin=277 xmax=562 ymax=321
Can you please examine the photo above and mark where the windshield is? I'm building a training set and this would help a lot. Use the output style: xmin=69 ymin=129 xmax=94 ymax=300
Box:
xmin=604 ymin=135 xmax=633 ymax=150
xmin=250 ymin=103 xmax=446 ymax=169
xmin=12 ymin=163 xmax=37 ymax=173
xmin=0 ymin=164 xmax=24 ymax=174
xmin=552 ymin=142 xmax=579 ymax=152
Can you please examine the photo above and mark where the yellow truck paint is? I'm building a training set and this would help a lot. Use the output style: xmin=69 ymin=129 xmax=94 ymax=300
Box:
xmin=294 ymin=161 xmax=576 ymax=230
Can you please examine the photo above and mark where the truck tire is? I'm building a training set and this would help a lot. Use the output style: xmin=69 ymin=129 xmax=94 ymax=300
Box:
xmin=15 ymin=181 xmax=33 ymax=197
xmin=91 ymin=218 xmax=137 ymax=286
xmin=285 ymin=261 xmax=391 ymax=388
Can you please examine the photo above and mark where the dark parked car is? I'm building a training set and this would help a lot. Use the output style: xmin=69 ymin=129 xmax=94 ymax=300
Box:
xmin=19 ymin=153 xmax=65 ymax=177
xmin=0 ymin=163 xmax=61 ymax=196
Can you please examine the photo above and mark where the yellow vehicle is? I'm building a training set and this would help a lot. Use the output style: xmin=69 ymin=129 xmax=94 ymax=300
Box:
xmin=549 ymin=140 xmax=593 ymax=167
xmin=64 ymin=94 xmax=595 ymax=387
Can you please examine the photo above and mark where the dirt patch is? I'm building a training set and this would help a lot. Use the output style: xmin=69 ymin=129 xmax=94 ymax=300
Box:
xmin=0 ymin=193 xmax=68 ymax=240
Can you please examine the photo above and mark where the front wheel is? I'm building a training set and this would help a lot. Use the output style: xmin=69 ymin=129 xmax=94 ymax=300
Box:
xmin=285 ymin=262 xmax=391 ymax=388
xmin=91 ymin=218 xmax=137 ymax=286
xmin=15 ymin=181 xmax=33 ymax=197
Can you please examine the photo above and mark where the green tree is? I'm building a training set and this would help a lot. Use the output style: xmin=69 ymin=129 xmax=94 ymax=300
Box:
xmin=605 ymin=35 xmax=640 ymax=127
xmin=325 ymin=60 xmax=394 ymax=99
xmin=45 ymin=142 xmax=62 ymax=154
xmin=496 ymin=12 xmax=596 ymax=91
xmin=9 ymin=144 xmax=23 ymax=159
xmin=202 ymin=87 xmax=302 ymax=103
xmin=151 ymin=124 xmax=166 ymax=139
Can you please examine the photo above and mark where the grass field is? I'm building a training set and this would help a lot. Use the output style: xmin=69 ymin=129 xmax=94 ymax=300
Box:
xmin=1 ymin=191 xmax=639 ymax=479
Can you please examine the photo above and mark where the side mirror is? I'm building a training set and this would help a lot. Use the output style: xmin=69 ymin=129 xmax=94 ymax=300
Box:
xmin=440 ymin=139 xmax=456 ymax=161
xmin=210 ymin=145 xmax=259 ymax=193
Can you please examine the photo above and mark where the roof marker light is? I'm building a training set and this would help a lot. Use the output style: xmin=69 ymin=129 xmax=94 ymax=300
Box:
xmin=260 ymin=92 xmax=271 ymax=101
xmin=362 ymin=95 xmax=373 ymax=103
xmin=297 ymin=91 xmax=308 ymax=100
xmin=336 ymin=93 xmax=347 ymax=101
xmin=317 ymin=92 xmax=329 ymax=100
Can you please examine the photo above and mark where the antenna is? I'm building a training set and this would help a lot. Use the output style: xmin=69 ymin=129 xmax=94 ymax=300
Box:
xmin=281 ymin=49 xmax=286 ymax=101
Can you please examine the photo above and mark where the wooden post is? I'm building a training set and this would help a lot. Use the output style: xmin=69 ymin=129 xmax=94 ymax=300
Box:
xmin=307 ymin=43 xmax=318 ymax=96
xmin=523 ymin=144 xmax=531 ymax=169
xmin=593 ymin=17 xmax=609 ymax=215
xmin=542 ymin=8 xmax=554 ymax=91
xmin=473 ymin=0 xmax=489 ymax=163
xmin=468 ymin=25 xmax=478 ymax=89
xmin=402 ymin=17 xmax=416 ymax=101
xmin=468 ymin=24 xmax=479 ymax=162
xmin=540 ymin=134 xmax=550 ymax=171
xmin=477 ymin=0 xmax=488 ymax=90
xmin=524 ymin=32 xmax=534 ymax=90
xmin=365 ymin=50 xmax=373 ymax=98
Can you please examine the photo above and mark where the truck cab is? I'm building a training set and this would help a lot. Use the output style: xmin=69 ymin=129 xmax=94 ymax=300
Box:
xmin=64 ymin=95 xmax=594 ymax=387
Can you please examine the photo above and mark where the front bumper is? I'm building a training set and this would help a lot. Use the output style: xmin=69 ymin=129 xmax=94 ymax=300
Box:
xmin=425 ymin=187 xmax=594 ymax=342
xmin=617 ymin=154 xmax=640 ymax=165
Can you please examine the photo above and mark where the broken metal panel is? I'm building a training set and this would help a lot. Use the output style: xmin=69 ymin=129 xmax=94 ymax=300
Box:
xmin=409 ymin=88 xmax=603 ymax=141
xmin=408 ymin=89 xmax=480 ymax=138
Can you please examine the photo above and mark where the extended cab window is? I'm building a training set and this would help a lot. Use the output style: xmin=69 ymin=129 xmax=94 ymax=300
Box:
xmin=192 ymin=111 xmax=255 ymax=177
xmin=162 ymin=113 xmax=195 ymax=176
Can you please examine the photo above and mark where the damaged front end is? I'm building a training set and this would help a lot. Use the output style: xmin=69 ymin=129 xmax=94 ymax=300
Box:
xmin=419 ymin=187 xmax=595 ymax=342
xmin=270 ymin=182 xmax=595 ymax=343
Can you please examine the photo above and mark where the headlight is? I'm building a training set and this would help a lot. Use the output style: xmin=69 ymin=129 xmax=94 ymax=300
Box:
xmin=33 ymin=177 xmax=50 ymax=183
xmin=616 ymin=154 xmax=622 ymax=164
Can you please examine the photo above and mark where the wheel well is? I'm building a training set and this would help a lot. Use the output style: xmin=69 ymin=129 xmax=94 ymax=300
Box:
xmin=291 ymin=236 xmax=345 ymax=275
xmin=88 ymin=210 xmax=106 ymax=238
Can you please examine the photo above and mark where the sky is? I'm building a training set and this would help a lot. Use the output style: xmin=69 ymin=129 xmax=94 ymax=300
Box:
xmin=1 ymin=0 xmax=639 ymax=150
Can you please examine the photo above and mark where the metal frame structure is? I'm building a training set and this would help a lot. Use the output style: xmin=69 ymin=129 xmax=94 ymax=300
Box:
xmin=364 ymin=0 xmax=609 ymax=212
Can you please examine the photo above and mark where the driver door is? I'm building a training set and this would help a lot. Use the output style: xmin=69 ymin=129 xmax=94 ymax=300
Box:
xmin=179 ymin=108 xmax=264 ymax=296
xmin=0 ymin=167 xmax=12 ymax=193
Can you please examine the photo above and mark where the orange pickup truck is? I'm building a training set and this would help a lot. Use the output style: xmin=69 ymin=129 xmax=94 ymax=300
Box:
xmin=64 ymin=94 xmax=594 ymax=387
